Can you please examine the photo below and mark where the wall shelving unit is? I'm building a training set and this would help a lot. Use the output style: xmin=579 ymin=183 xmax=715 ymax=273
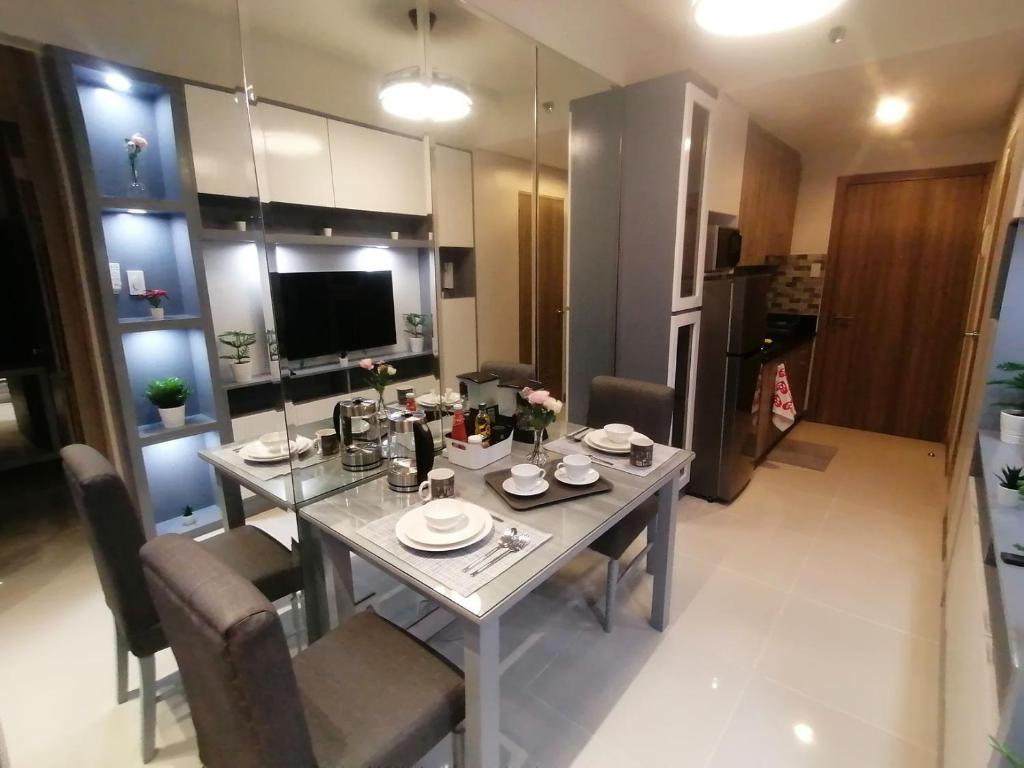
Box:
xmin=52 ymin=50 xmax=238 ymax=537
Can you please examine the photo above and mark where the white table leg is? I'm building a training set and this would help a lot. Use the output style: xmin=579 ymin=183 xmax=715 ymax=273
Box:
xmin=463 ymin=619 xmax=501 ymax=768
xmin=650 ymin=471 xmax=681 ymax=631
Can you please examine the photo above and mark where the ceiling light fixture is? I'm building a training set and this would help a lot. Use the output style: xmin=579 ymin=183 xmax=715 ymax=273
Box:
xmin=875 ymin=96 xmax=910 ymax=125
xmin=793 ymin=723 xmax=816 ymax=745
xmin=693 ymin=0 xmax=846 ymax=36
xmin=379 ymin=67 xmax=472 ymax=122
xmin=125 ymin=209 xmax=148 ymax=215
xmin=104 ymin=71 xmax=132 ymax=92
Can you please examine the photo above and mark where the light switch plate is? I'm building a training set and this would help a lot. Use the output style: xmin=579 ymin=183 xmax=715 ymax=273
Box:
xmin=126 ymin=270 xmax=146 ymax=296
xmin=810 ymin=263 xmax=822 ymax=278
xmin=109 ymin=263 xmax=122 ymax=294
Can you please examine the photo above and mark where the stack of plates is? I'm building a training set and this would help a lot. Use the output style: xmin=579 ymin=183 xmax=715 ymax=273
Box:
xmin=584 ymin=429 xmax=632 ymax=455
xmin=239 ymin=434 xmax=314 ymax=463
xmin=417 ymin=391 xmax=462 ymax=408
xmin=396 ymin=499 xmax=493 ymax=552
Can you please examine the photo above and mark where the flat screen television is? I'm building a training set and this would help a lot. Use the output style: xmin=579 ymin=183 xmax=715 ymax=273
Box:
xmin=270 ymin=270 xmax=397 ymax=361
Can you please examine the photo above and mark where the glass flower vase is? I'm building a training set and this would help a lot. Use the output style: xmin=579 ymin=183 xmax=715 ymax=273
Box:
xmin=127 ymin=157 xmax=145 ymax=197
xmin=526 ymin=429 xmax=548 ymax=467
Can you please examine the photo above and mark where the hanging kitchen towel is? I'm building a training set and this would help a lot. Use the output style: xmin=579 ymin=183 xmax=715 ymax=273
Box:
xmin=772 ymin=363 xmax=797 ymax=431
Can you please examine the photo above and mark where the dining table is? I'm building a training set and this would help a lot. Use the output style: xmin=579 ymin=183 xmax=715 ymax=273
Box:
xmin=295 ymin=422 xmax=694 ymax=768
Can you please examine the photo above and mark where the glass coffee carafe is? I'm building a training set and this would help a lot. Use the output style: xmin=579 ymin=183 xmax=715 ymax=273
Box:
xmin=386 ymin=410 xmax=435 ymax=492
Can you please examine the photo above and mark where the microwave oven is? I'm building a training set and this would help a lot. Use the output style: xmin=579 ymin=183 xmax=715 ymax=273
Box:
xmin=706 ymin=225 xmax=742 ymax=271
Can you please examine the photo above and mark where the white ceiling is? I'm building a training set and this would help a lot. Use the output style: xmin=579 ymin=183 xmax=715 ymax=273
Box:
xmin=470 ymin=0 xmax=1024 ymax=151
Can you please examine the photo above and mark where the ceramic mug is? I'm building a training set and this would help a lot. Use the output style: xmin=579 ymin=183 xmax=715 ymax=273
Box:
xmin=556 ymin=454 xmax=592 ymax=481
xmin=511 ymin=463 xmax=546 ymax=491
xmin=629 ymin=434 xmax=654 ymax=467
xmin=418 ymin=467 xmax=455 ymax=501
xmin=315 ymin=428 xmax=340 ymax=457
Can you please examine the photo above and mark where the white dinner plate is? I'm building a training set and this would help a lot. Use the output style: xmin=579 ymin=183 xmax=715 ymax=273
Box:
xmin=584 ymin=429 xmax=632 ymax=455
xmin=554 ymin=467 xmax=600 ymax=486
xmin=239 ymin=435 xmax=313 ymax=463
xmin=396 ymin=504 xmax=494 ymax=552
xmin=502 ymin=477 xmax=549 ymax=497
xmin=397 ymin=501 xmax=486 ymax=547
xmin=417 ymin=392 xmax=462 ymax=408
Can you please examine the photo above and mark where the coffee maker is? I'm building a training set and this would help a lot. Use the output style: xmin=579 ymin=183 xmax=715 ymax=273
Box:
xmin=386 ymin=410 xmax=435 ymax=492
xmin=333 ymin=398 xmax=383 ymax=471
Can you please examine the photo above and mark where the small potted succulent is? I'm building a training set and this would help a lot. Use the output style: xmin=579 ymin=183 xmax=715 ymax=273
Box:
xmin=218 ymin=330 xmax=257 ymax=383
xmin=518 ymin=386 xmax=563 ymax=466
xmin=359 ymin=358 xmax=397 ymax=413
xmin=182 ymin=504 xmax=195 ymax=527
xmin=989 ymin=362 xmax=1024 ymax=444
xmin=145 ymin=376 xmax=192 ymax=429
xmin=996 ymin=466 xmax=1024 ymax=506
xmin=404 ymin=313 xmax=427 ymax=353
xmin=140 ymin=289 xmax=168 ymax=320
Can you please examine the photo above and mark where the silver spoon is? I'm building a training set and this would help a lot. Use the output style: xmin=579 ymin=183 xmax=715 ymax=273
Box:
xmin=471 ymin=531 xmax=530 ymax=576
xmin=462 ymin=528 xmax=517 ymax=572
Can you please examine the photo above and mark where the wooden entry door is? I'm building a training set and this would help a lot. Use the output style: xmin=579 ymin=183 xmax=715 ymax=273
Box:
xmin=518 ymin=193 xmax=566 ymax=397
xmin=811 ymin=165 xmax=990 ymax=442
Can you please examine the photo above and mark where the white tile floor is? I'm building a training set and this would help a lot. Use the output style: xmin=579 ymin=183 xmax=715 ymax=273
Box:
xmin=0 ymin=421 xmax=945 ymax=767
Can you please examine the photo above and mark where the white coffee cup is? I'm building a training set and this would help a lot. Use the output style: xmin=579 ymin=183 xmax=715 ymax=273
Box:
xmin=604 ymin=423 xmax=634 ymax=446
xmin=511 ymin=463 xmax=546 ymax=491
xmin=557 ymin=454 xmax=592 ymax=481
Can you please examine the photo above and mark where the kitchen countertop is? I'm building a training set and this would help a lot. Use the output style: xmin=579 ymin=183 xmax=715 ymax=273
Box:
xmin=762 ymin=313 xmax=818 ymax=361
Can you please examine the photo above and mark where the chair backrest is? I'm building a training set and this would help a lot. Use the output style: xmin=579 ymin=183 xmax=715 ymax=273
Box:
xmin=60 ymin=444 xmax=160 ymax=647
xmin=587 ymin=375 xmax=674 ymax=444
xmin=480 ymin=360 xmax=535 ymax=385
xmin=141 ymin=534 xmax=315 ymax=768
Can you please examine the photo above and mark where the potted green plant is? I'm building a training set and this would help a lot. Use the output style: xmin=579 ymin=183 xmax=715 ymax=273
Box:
xmin=992 ymin=737 xmax=1024 ymax=767
xmin=404 ymin=313 xmax=427 ymax=353
xmin=182 ymin=504 xmax=195 ymax=527
xmin=995 ymin=466 xmax=1023 ymax=506
xmin=139 ymin=289 xmax=168 ymax=320
xmin=218 ymin=331 xmax=257 ymax=383
xmin=145 ymin=377 xmax=192 ymax=429
xmin=989 ymin=362 xmax=1024 ymax=444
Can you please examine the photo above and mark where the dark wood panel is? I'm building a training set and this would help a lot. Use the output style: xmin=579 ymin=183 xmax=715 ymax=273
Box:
xmin=812 ymin=165 xmax=990 ymax=442
xmin=738 ymin=122 xmax=802 ymax=265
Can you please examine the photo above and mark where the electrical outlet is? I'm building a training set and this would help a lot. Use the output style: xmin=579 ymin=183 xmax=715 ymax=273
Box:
xmin=109 ymin=263 xmax=122 ymax=294
xmin=126 ymin=270 xmax=146 ymax=295
xmin=810 ymin=263 xmax=822 ymax=278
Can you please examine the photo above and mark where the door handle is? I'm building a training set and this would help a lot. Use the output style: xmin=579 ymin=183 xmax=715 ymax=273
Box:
xmin=964 ymin=331 xmax=980 ymax=338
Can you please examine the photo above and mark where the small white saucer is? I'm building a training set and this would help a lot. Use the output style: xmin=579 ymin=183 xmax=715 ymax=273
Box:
xmin=554 ymin=467 xmax=600 ymax=486
xmin=584 ymin=429 xmax=632 ymax=455
xmin=502 ymin=477 xmax=549 ymax=497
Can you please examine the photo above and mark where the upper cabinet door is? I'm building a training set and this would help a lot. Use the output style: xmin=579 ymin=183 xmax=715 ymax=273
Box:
xmin=329 ymin=120 xmax=428 ymax=215
xmin=184 ymin=85 xmax=259 ymax=199
xmin=705 ymin=95 xmax=748 ymax=217
xmin=257 ymin=103 xmax=334 ymax=208
xmin=671 ymin=84 xmax=714 ymax=313
xmin=434 ymin=145 xmax=474 ymax=247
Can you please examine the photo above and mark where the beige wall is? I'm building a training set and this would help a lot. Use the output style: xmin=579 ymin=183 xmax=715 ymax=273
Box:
xmin=791 ymin=129 xmax=1005 ymax=254
xmin=472 ymin=150 xmax=567 ymax=365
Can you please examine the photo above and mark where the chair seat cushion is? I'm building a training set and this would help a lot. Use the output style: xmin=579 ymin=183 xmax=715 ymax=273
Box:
xmin=199 ymin=526 xmax=300 ymax=603
xmin=589 ymin=497 xmax=660 ymax=561
xmin=294 ymin=611 xmax=465 ymax=768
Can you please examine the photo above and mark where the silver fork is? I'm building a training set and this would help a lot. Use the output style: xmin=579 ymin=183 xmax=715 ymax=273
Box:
xmin=471 ymin=532 xmax=530 ymax=576
xmin=462 ymin=528 xmax=516 ymax=572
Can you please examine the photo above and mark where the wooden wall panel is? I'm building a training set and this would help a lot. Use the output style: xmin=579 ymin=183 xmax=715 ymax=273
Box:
xmin=738 ymin=121 xmax=802 ymax=264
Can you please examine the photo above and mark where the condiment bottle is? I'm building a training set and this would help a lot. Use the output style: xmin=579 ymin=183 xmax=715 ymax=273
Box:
xmin=451 ymin=403 xmax=468 ymax=442
xmin=474 ymin=402 xmax=492 ymax=441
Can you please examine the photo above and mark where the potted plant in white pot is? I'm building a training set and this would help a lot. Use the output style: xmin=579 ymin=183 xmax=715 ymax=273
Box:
xmin=145 ymin=376 xmax=192 ymax=429
xmin=404 ymin=313 xmax=426 ymax=353
xmin=989 ymin=361 xmax=1024 ymax=444
xmin=218 ymin=330 xmax=257 ymax=383
xmin=995 ymin=466 xmax=1023 ymax=506
xmin=140 ymin=289 xmax=168 ymax=320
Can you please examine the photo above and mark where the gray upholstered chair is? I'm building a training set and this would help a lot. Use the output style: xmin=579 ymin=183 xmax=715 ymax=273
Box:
xmin=141 ymin=533 xmax=466 ymax=768
xmin=585 ymin=375 xmax=675 ymax=631
xmin=60 ymin=444 xmax=303 ymax=763
xmin=480 ymin=360 xmax=536 ymax=385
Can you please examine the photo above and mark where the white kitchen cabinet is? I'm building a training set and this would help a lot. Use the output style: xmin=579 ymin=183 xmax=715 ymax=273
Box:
xmin=256 ymin=103 xmax=334 ymax=208
xmin=184 ymin=85 xmax=259 ymax=198
xmin=440 ymin=297 xmax=477 ymax=390
xmin=329 ymin=120 xmax=428 ymax=216
xmin=666 ymin=309 xmax=701 ymax=488
xmin=434 ymin=145 xmax=474 ymax=247
xmin=705 ymin=94 xmax=748 ymax=217
xmin=943 ymin=482 xmax=1000 ymax=768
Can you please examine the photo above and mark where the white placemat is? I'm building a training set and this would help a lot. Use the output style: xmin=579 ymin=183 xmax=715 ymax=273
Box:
xmin=357 ymin=508 xmax=551 ymax=597
xmin=545 ymin=435 xmax=680 ymax=478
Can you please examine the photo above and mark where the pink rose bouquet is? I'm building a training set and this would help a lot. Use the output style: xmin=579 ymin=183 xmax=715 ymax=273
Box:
xmin=361 ymin=359 xmax=398 ymax=403
xmin=518 ymin=386 xmax=562 ymax=431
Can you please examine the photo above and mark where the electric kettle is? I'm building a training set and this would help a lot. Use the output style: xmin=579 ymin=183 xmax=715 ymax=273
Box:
xmin=386 ymin=410 xmax=435 ymax=492
xmin=333 ymin=398 xmax=383 ymax=470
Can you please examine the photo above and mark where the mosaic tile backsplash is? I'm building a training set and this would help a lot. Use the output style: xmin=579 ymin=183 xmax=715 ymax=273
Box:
xmin=765 ymin=253 xmax=827 ymax=315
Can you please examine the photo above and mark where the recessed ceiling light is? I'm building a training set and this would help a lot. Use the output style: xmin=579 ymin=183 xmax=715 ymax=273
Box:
xmin=875 ymin=96 xmax=911 ymax=125
xmin=379 ymin=68 xmax=472 ymax=122
xmin=125 ymin=209 xmax=148 ymax=215
xmin=104 ymin=71 xmax=132 ymax=92
xmin=793 ymin=723 xmax=816 ymax=744
xmin=693 ymin=0 xmax=846 ymax=36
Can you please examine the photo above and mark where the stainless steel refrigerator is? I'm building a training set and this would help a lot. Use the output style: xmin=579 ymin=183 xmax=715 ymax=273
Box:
xmin=689 ymin=267 xmax=773 ymax=502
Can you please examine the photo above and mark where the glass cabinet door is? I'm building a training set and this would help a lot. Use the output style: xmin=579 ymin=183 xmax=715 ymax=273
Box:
xmin=667 ymin=309 xmax=701 ymax=486
xmin=671 ymin=83 xmax=714 ymax=313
